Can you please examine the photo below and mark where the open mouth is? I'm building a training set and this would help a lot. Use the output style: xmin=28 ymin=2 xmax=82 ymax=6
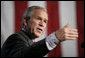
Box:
xmin=37 ymin=28 xmax=43 ymax=33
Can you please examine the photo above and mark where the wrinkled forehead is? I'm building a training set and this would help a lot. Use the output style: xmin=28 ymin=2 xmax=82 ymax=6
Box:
xmin=32 ymin=9 xmax=48 ymax=20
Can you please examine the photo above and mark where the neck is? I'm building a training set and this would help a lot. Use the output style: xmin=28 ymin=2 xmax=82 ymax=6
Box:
xmin=22 ymin=28 xmax=38 ymax=40
xmin=28 ymin=32 xmax=37 ymax=40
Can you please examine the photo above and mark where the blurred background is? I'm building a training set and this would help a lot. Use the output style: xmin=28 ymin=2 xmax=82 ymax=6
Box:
xmin=1 ymin=1 xmax=84 ymax=57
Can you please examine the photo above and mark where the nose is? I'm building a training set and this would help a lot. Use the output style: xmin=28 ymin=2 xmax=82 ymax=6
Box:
xmin=39 ymin=20 xmax=44 ymax=27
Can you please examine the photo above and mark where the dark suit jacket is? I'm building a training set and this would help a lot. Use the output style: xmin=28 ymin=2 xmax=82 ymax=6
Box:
xmin=1 ymin=30 xmax=49 ymax=57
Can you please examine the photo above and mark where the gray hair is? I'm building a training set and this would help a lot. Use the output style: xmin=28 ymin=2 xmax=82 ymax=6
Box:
xmin=22 ymin=6 xmax=47 ymax=28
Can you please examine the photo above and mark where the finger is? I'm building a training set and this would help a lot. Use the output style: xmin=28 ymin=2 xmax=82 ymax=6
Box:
xmin=69 ymin=28 xmax=78 ymax=32
xmin=65 ymin=34 xmax=78 ymax=39
xmin=65 ymin=36 xmax=77 ymax=40
xmin=68 ymin=34 xmax=78 ymax=38
xmin=64 ymin=32 xmax=78 ymax=39
xmin=63 ymin=23 xmax=70 ymax=28
xmin=67 ymin=31 xmax=78 ymax=35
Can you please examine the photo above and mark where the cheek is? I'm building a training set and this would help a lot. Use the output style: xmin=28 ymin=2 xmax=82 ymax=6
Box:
xmin=43 ymin=27 xmax=46 ymax=33
xmin=43 ymin=24 xmax=47 ymax=30
xmin=30 ymin=20 xmax=38 ymax=31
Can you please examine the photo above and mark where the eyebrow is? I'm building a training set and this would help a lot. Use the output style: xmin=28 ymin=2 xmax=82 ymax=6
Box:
xmin=36 ymin=15 xmax=48 ymax=21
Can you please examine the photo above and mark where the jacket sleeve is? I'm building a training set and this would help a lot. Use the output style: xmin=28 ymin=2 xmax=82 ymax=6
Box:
xmin=1 ymin=34 xmax=49 ymax=57
xmin=21 ymin=39 xmax=50 ymax=57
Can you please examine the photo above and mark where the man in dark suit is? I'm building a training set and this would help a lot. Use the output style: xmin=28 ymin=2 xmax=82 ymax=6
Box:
xmin=1 ymin=6 xmax=78 ymax=57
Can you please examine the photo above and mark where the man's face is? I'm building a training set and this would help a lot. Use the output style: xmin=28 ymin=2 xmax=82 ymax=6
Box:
xmin=28 ymin=9 xmax=48 ymax=38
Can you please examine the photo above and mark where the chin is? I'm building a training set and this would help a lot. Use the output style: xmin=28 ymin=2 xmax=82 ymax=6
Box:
xmin=35 ymin=32 xmax=42 ymax=38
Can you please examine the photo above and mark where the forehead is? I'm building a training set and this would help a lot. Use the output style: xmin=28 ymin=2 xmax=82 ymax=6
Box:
xmin=33 ymin=9 xmax=48 ymax=20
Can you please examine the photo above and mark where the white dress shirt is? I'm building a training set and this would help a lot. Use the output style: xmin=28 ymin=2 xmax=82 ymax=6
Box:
xmin=45 ymin=32 xmax=60 ymax=51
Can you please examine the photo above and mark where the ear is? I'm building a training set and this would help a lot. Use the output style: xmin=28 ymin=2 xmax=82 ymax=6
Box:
xmin=24 ymin=18 xmax=28 ymax=26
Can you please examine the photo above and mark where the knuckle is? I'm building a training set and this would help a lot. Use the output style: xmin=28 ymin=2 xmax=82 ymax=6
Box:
xmin=64 ymin=36 xmax=67 ymax=40
xmin=63 ymin=28 xmax=67 ymax=33
xmin=64 ymin=35 xmax=67 ymax=39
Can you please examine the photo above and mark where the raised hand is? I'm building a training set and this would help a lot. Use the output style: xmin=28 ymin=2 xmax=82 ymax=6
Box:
xmin=55 ymin=23 xmax=78 ymax=42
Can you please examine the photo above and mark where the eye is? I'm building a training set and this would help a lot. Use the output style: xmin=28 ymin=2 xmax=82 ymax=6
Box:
xmin=36 ymin=17 xmax=41 ymax=20
xmin=44 ymin=20 xmax=47 ymax=23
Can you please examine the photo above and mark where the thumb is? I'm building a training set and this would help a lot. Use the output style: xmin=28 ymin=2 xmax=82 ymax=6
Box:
xmin=63 ymin=23 xmax=70 ymax=28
